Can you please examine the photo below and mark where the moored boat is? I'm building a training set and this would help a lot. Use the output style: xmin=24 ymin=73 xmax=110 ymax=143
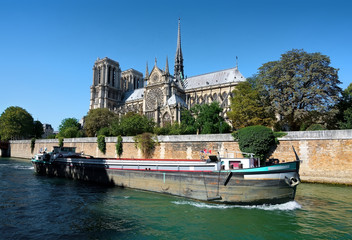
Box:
xmin=31 ymin=146 xmax=301 ymax=204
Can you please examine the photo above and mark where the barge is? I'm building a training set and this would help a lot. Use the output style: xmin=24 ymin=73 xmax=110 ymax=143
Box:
xmin=31 ymin=146 xmax=301 ymax=205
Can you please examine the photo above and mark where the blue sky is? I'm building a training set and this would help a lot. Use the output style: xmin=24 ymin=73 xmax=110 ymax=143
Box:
xmin=1 ymin=0 xmax=351 ymax=131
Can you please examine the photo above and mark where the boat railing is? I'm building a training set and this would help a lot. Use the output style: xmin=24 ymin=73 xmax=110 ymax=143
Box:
xmin=200 ymin=150 xmax=254 ymax=161
xmin=220 ymin=151 xmax=254 ymax=159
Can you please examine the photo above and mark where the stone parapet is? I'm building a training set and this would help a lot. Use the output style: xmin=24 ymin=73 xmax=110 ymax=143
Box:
xmin=7 ymin=130 xmax=352 ymax=185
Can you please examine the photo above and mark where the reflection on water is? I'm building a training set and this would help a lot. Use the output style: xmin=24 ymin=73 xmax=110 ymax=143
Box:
xmin=0 ymin=158 xmax=351 ymax=240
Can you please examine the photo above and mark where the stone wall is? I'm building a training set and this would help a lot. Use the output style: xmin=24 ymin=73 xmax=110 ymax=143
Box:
xmin=8 ymin=130 xmax=352 ymax=185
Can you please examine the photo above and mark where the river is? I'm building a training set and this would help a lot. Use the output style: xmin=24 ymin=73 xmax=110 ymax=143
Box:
xmin=1 ymin=158 xmax=351 ymax=240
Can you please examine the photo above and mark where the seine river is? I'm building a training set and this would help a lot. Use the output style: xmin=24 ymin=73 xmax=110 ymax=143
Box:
xmin=1 ymin=158 xmax=351 ymax=240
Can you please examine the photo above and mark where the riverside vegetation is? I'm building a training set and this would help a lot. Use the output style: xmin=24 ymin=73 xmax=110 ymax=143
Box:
xmin=1 ymin=49 xmax=351 ymax=160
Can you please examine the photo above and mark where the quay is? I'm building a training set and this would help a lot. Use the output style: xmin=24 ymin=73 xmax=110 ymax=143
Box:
xmin=8 ymin=130 xmax=352 ymax=185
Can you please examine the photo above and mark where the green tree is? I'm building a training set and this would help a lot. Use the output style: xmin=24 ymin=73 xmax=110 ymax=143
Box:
xmin=84 ymin=108 xmax=118 ymax=137
xmin=228 ymin=82 xmax=274 ymax=130
xmin=180 ymin=109 xmax=197 ymax=134
xmin=254 ymin=49 xmax=341 ymax=130
xmin=58 ymin=118 xmax=81 ymax=138
xmin=0 ymin=106 xmax=34 ymax=140
xmin=233 ymin=125 xmax=277 ymax=161
xmin=119 ymin=112 xmax=154 ymax=136
xmin=191 ymin=102 xmax=231 ymax=134
xmin=338 ymin=83 xmax=352 ymax=129
xmin=33 ymin=120 xmax=44 ymax=139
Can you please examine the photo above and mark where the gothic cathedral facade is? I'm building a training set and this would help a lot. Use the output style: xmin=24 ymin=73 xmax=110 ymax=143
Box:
xmin=89 ymin=20 xmax=246 ymax=126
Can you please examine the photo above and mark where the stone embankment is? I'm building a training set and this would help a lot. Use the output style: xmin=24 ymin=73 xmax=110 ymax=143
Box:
xmin=8 ymin=130 xmax=352 ymax=185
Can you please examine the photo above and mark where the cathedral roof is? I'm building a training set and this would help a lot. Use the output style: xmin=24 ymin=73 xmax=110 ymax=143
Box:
xmin=167 ymin=94 xmax=187 ymax=107
xmin=183 ymin=67 xmax=246 ymax=90
xmin=123 ymin=88 xmax=145 ymax=102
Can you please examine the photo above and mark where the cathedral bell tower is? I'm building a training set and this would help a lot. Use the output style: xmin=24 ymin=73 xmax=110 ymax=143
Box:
xmin=174 ymin=18 xmax=184 ymax=80
xmin=89 ymin=57 xmax=122 ymax=111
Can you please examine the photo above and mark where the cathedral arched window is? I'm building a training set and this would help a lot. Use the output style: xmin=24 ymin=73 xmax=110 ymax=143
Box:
xmin=222 ymin=92 xmax=228 ymax=106
xmin=163 ymin=112 xmax=171 ymax=126
xmin=112 ymin=68 xmax=116 ymax=87
xmin=107 ymin=66 xmax=111 ymax=84
xmin=98 ymin=68 xmax=101 ymax=84
xmin=198 ymin=97 xmax=203 ymax=104
xmin=213 ymin=93 xmax=218 ymax=102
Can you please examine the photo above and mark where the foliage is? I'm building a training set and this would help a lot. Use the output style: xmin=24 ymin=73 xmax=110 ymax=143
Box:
xmin=30 ymin=138 xmax=36 ymax=153
xmin=97 ymin=127 xmax=110 ymax=136
xmin=116 ymin=135 xmax=123 ymax=158
xmin=337 ymin=83 xmax=352 ymax=129
xmin=190 ymin=102 xmax=231 ymax=134
xmin=273 ymin=132 xmax=287 ymax=138
xmin=180 ymin=109 xmax=197 ymax=134
xmin=84 ymin=108 xmax=118 ymax=137
xmin=33 ymin=120 xmax=44 ymax=139
xmin=97 ymin=135 xmax=106 ymax=154
xmin=232 ymin=125 xmax=277 ymax=161
xmin=0 ymin=106 xmax=34 ymax=140
xmin=154 ymin=122 xmax=183 ymax=135
xmin=306 ymin=124 xmax=326 ymax=131
xmin=46 ymin=133 xmax=57 ymax=139
xmin=118 ymin=112 xmax=155 ymax=136
xmin=254 ymin=49 xmax=341 ymax=131
xmin=228 ymin=82 xmax=274 ymax=130
xmin=133 ymin=132 xmax=158 ymax=158
xmin=58 ymin=137 xmax=64 ymax=148
xmin=58 ymin=118 xmax=81 ymax=138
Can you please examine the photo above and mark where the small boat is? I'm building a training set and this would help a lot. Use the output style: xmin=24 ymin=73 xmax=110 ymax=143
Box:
xmin=31 ymin=146 xmax=301 ymax=205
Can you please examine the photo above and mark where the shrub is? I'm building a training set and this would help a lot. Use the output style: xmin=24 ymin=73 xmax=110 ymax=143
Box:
xmin=58 ymin=137 xmax=64 ymax=148
xmin=30 ymin=138 xmax=36 ymax=153
xmin=233 ymin=125 xmax=276 ymax=161
xmin=116 ymin=135 xmax=123 ymax=158
xmin=133 ymin=132 xmax=158 ymax=158
xmin=306 ymin=124 xmax=326 ymax=131
xmin=97 ymin=135 xmax=106 ymax=154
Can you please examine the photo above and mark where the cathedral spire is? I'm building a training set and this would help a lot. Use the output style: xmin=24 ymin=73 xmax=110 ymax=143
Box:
xmin=174 ymin=18 xmax=184 ymax=79
xmin=145 ymin=61 xmax=149 ymax=79
xmin=165 ymin=56 xmax=169 ymax=74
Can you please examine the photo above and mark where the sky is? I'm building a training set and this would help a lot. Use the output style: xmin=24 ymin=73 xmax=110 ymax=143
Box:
xmin=0 ymin=0 xmax=351 ymax=131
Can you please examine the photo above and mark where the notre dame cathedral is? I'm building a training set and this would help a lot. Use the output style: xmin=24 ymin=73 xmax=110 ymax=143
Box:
xmin=89 ymin=20 xmax=246 ymax=126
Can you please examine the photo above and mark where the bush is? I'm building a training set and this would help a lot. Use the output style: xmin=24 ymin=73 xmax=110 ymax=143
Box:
xmin=58 ymin=137 xmax=64 ymax=148
xmin=133 ymin=133 xmax=158 ymax=158
xmin=30 ymin=138 xmax=36 ymax=153
xmin=233 ymin=125 xmax=276 ymax=161
xmin=116 ymin=135 xmax=123 ymax=158
xmin=306 ymin=124 xmax=326 ymax=131
xmin=97 ymin=135 xmax=106 ymax=154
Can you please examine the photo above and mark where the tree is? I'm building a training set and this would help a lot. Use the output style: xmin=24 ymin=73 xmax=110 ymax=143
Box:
xmin=233 ymin=125 xmax=277 ymax=161
xmin=228 ymin=82 xmax=274 ymax=129
xmin=33 ymin=120 xmax=44 ymax=139
xmin=0 ymin=106 xmax=34 ymax=140
xmin=338 ymin=83 xmax=352 ymax=129
xmin=180 ymin=109 xmax=197 ymax=134
xmin=84 ymin=108 xmax=118 ymax=137
xmin=119 ymin=112 xmax=154 ymax=136
xmin=254 ymin=49 xmax=341 ymax=130
xmin=58 ymin=118 xmax=81 ymax=138
xmin=191 ymin=102 xmax=231 ymax=134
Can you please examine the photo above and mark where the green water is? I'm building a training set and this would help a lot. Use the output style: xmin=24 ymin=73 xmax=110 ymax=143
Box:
xmin=1 ymin=158 xmax=351 ymax=239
